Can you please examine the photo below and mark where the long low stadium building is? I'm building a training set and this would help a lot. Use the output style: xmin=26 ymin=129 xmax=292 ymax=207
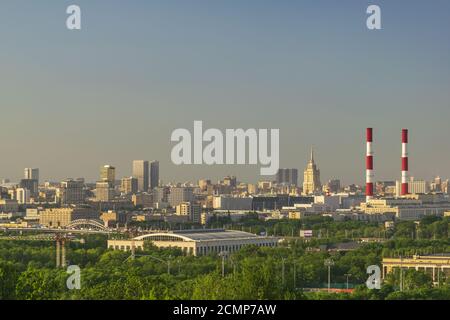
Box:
xmin=108 ymin=229 xmax=278 ymax=256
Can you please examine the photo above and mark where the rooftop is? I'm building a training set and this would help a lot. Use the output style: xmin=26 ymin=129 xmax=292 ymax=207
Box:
xmin=172 ymin=229 xmax=259 ymax=241
xmin=134 ymin=228 xmax=264 ymax=242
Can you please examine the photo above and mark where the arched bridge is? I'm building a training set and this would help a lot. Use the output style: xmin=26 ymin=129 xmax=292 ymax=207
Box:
xmin=66 ymin=219 xmax=108 ymax=232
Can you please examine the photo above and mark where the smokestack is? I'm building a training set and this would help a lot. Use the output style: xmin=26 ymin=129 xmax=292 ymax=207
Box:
xmin=401 ymin=129 xmax=409 ymax=196
xmin=366 ymin=128 xmax=374 ymax=201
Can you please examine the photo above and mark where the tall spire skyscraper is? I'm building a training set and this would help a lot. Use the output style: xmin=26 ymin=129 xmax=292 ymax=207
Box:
xmin=302 ymin=147 xmax=321 ymax=195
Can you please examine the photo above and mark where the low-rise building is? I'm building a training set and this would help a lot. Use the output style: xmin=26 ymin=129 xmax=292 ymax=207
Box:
xmin=213 ymin=195 xmax=253 ymax=211
xmin=360 ymin=195 xmax=450 ymax=220
xmin=39 ymin=207 xmax=99 ymax=228
xmin=108 ymin=229 xmax=278 ymax=256
xmin=132 ymin=193 xmax=153 ymax=208
xmin=382 ymin=254 xmax=450 ymax=283
xmin=100 ymin=210 xmax=127 ymax=227
xmin=24 ymin=208 xmax=41 ymax=221
xmin=107 ymin=239 xmax=145 ymax=252
xmin=0 ymin=199 xmax=19 ymax=213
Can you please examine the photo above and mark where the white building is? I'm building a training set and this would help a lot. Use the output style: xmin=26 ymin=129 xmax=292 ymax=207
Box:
xmin=361 ymin=195 xmax=450 ymax=220
xmin=25 ymin=208 xmax=41 ymax=220
xmin=16 ymin=188 xmax=30 ymax=204
xmin=396 ymin=178 xmax=429 ymax=196
xmin=108 ymin=229 xmax=278 ymax=256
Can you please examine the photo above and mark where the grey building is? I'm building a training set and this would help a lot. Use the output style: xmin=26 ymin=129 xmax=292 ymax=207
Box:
xmin=58 ymin=179 xmax=85 ymax=205
xmin=24 ymin=168 xmax=39 ymax=184
xmin=168 ymin=187 xmax=194 ymax=208
xmin=20 ymin=179 xmax=38 ymax=198
xmin=132 ymin=160 xmax=149 ymax=192
xmin=150 ymin=161 xmax=160 ymax=190
xmin=276 ymin=168 xmax=298 ymax=186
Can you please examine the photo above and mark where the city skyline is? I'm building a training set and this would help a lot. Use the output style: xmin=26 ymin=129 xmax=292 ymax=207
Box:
xmin=1 ymin=0 xmax=450 ymax=184
xmin=1 ymin=152 xmax=448 ymax=187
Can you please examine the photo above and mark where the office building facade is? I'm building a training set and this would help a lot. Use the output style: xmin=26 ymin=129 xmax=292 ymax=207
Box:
xmin=132 ymin=160 xmax=149 ymax=192
xmin=100 ymin=165 xmax=116 ymax=185
xmin=150 ymin=161 xmax=159 ymax=190
xmin=121 ymin=177 xmax=138 ymax=195
xmin=276 ymin=168 xmax=298 ymax=186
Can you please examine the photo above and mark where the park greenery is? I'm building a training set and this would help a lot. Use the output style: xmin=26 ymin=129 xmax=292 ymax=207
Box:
xmin=0 ymin=215 xmax=449 ymax=300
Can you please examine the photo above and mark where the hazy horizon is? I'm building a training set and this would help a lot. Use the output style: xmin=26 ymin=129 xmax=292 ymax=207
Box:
xmin=1 ymin=0 xmax=450 ymax=185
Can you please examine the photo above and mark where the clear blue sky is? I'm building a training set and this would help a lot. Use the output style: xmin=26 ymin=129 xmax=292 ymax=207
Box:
xmin=1 ymin=0 xmax=449 ymax=184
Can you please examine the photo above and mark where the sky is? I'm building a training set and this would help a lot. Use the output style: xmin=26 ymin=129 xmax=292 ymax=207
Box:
xmin=0 ymin=0 xmax=450 ymax=185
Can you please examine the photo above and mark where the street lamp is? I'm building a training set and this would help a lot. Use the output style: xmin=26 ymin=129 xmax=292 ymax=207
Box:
xmin=167 ymin=255 xmax=172 ymax=275
xmin=230 ymin=256 xmax=237 ymax=275
xmin=400 ymin=255 xmax=403 ymax=292
xmin=219 ymin=251 xmax=228 ymax=277
xmin=344 ymin=273 xmax=351 ymax=290
xmin=324 ymin=258 xmax=334 ymax=292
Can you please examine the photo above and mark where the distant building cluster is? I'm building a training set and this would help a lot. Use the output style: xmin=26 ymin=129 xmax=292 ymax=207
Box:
xmin=1 ymin=149 xmax=450 ymax=232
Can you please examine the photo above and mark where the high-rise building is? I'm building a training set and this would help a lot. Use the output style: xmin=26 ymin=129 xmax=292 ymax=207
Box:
xmin=121 ymin=177 xmax=138 ymax=195
xmin=302 ymin=148 xmax=321 ymax=195
xmin=153 ymin=187 xmax=170 ymax=206
xmin=168 ymin=187 xmax=194 ymax=207
xmin=223 ymin=176 xmax=237 ymax=187
xmin=432 ymin=176 xmax=442 ymax=192
xmin=150 ymin=161 xmax=159 ymax=190
xmin=176 ymin=202 xmax=201 ymax=223
xmin=443 ymin=179 xmax=449 ymax=195
xmin=323 ymin=179 xmax=341 ymax=194
xmin=247 ymin=184 xmax=258 ymax=195
xmin=100 ymin=165 xmax=115 ymax=185
xmin=276 ymin=168 xmax=298 ymax=186
xmin=198 ymin=179 xmax=211 ymax=191
xmin=132 ymin=193 xmax=153 ymax=208
xmin=24 ymin=168 xmax=39 ymax=184
xmin=96 ymin=181 xmax=114 ymax=202
xmin=16 ymin=188 xmax=31 ymax=204
xmin=132 ymin=160 xmax=149 ymax=192
xmin=57 ymin=179 xmax=85 ymax=205
xmin=20 ymin=179 xmax=38 ymax=198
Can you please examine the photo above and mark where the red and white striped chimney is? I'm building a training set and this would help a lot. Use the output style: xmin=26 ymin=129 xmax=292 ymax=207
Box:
xmin=366 ymin=128 xmax=374 ymax=201
xmin=401 ymin=129 xmax=409 ymax=196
